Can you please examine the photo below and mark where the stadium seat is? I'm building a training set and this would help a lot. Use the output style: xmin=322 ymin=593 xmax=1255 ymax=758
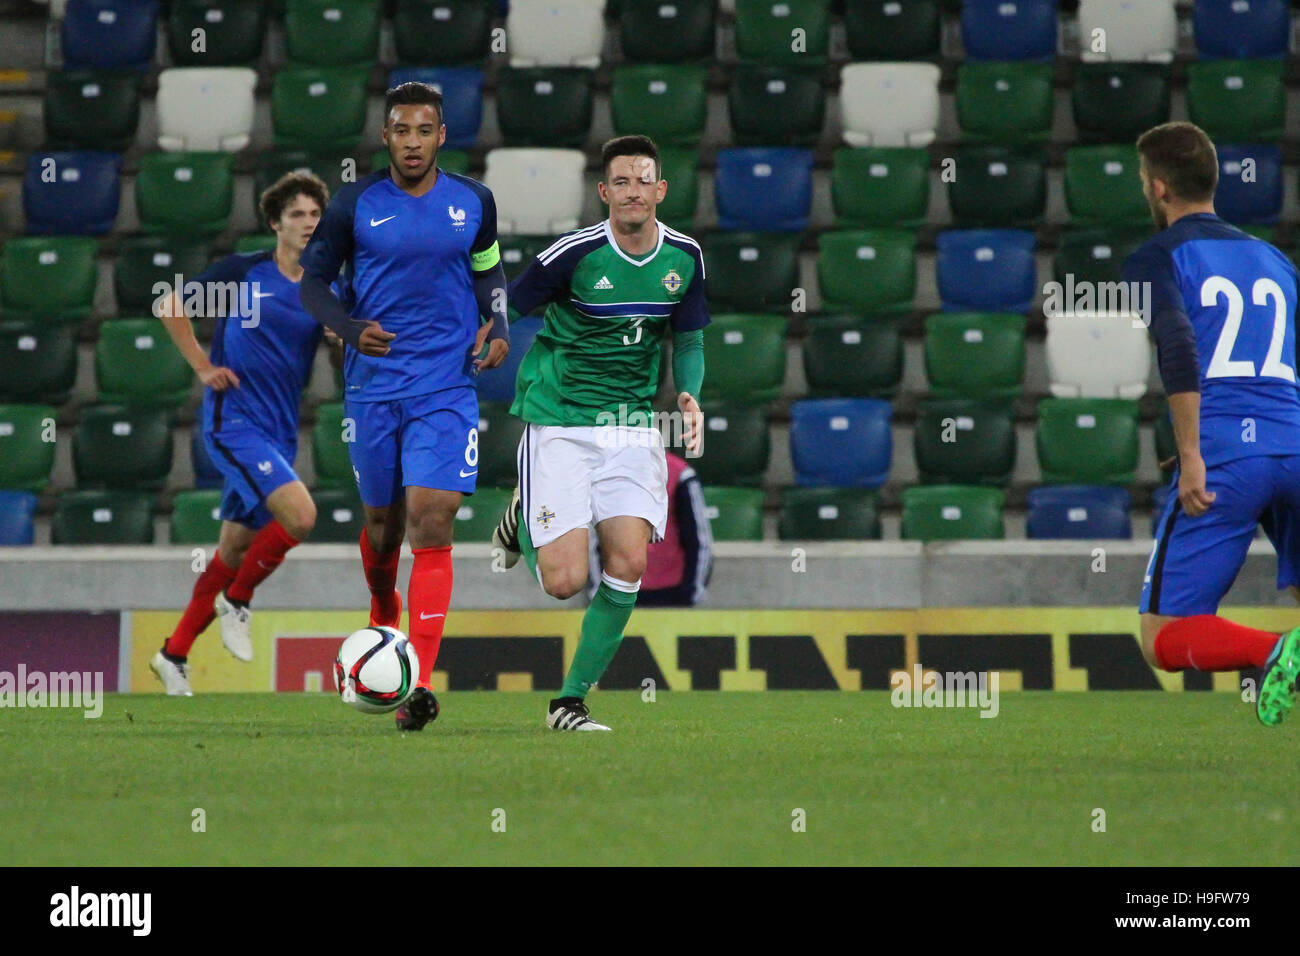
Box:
xmin=817 ymin=229 xmax=916 ymax=314
xmin=1063 ymin=146 xmax=1148 ymax=226
xmin=95 ymin=318 xmax=194 ymax=409
xmin=307 ymin=488 xmax=366 ymax=543
xmin=700 ymin=313 xmax=787 ymax=404
xmin=728 ymin=65 xmax=826 ymax=147
xmin=485 ymin=149 xmax=586 ymax=234
xmin=135 ymin=151 xmax=236 ymax=236
xmin=778 ymin=487 xmax=881 ymax=541
xmin=619 ymin=0 xmax=716 ymax=62
xmin=703 ymin=231 xmax=801 ymax=312
xmin=73 ymin=404 xmax=174 ymax=489
xmin=1045 ymin=313 xmax=1151 ymax=399
xmin=476 ymin=315 xmax=541 ymax=403
xmin=845 ymin=0 xmax=941 ymax=60
xmin=831 ymin=147 xmax=930 ymax=228
xmin=477 ymin=401 xmax=526 ymax=488
xmin=387 ymin=67 xmax=484 ymax=151
xmin=954 ymin=62 xmax=1054 ymax=144
xmin=191 ymin=428 xmax=223 ymax=489
xmin=495 ymin=68 xmax=594 ymax=148
xmin=506 ymin=0 xmax=604 ymax=67
xmin=453 ymin=486 xmax=515 ymax=542
xmin=253 ymin=151 xmax=352 ymax=219
xmin=1052 ymin=227 xmax=1147 ymax=288
xmin=169 ymin=488 xmax=224 ymax=544
xmin=1194 ymin=0 xmax=1289 ymax=60
xmin=914 ymin=395 xmax=1017 ymax=486
xmin=714 ymin=148 xmax=814 ymax=232
xmin=701 ymin=486 xmax=765 ymax=542
xmin=62 ymin=0 xmax=159 ymax=71
xmin=52 ymin=490 xmax=155 ymax=545
xmin=166 ymin=0 xmax=267 ymax=66
xmin=1215 ymin=144 xmax=1283 ymax=225
xmin=790 ymin=398 xmax=892 ymax=488
xmin=0 ymin=403 xmax=58 ymax=491
xmin=1072 ymin=63 xmax=1172 ymax=144
xmin=1026 ymin=485 xmax=1132 ymax=540
xmin=734 ymin=0 xmax=831 ymax=65
xmin=44 ymin=69 xmax=142 ymax=151
xmin=284 ymin=0 xmax=380 ymax=67
xmin=497 ymin=235 xmax=553 ymax=283
xmin=656 ymin=148 xmax=699 ymax=230
xmin=311 ymin=401 xmax=352 ymax=489
xmin=1 ymin=236 xmax=98 ymax=323
xmin=611 ymin=65 xmax=708 ymax=147
xmin=802 ymin=315 xmax=903 ymax=398
xmin=392 ymin=0 xmax=495 ymax=66
xmin=0 ymin=491 xmax=37 ymax=545
xmin=0 ymin=322 xmax=77 ymax=404
xmin=1187 ymin=59 xmax=1286 ymax=143
xmin=692 ymin=405 xmax=770 ymax=486
xmin=900 ymin=485 xmax=1004 ymax=541
xmin=272 ymin=68 xmax=369 ymax=151
xmin=156 ymin=67 xmax=257 ymax=152
xmin=1036 ymin=397 xmax=1139 ymax=485
xmin=947 ymin=146 xmax=1047 ymax=226
xmin=1077 ymin=0 xmax=1176 ymax=63
xmin=233 ymin=234 xmax=278 ymax=254
xmin=23 ymin=151 xmax=121 ymax=235
xmin=840 ymin=62 xmax=940 ymax=148
xmin=115 ymin=237 xmax=213 ymax=314
xmin=924 ymin=311 xmax=1025 ymax=399
xmin=960 ymin=0 xmax=1056 ymax=60
xmin=936 ymin=230 xmax=1037 ymax=313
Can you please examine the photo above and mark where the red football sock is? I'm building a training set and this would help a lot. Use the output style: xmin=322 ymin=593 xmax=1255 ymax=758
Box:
xmin=165 ymin=551 xmax=238 ymax=658
xmin=226 ymin=521 xmax=298 ymax=604
xmin=408 ymin=545 xmax=452 ymax=688
xmin=360 ymin=528 xmax=402 ymax=627
xmin=1153 ymin=615 xmax=1279 ymax=671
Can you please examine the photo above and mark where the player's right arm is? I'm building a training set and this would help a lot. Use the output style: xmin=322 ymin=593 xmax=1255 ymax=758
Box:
xmin=154 ymin=255 xmax=244 ymax=391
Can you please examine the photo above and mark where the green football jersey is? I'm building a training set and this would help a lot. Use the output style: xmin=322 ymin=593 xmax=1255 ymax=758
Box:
xmin=508 ymin=220 xmax=709 ymax=426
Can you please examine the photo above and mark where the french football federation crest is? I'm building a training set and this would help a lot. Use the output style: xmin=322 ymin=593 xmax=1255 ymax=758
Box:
xmin=448 ymin=205 xmax=466 ymax=228
xmin=662 ymin=269 xmax=682 ymax=294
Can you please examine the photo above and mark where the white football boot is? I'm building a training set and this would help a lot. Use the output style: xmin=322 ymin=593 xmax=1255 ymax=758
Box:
xmin=546 ymin=697 xmax=611 ymax=731
xmin=213 ymin=592 xmax=254 ymax=662
xmin=150 ymin=651 xmax=193 ymax=697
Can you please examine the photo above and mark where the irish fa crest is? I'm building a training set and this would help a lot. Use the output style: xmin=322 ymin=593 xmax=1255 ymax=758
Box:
xmin=662 ymin=269 xmax=682 ymax=294
xmin=537 ymin=506 xmax=556 ymax=529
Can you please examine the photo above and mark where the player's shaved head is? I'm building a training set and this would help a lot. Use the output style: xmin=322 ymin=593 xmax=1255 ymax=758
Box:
xmin=1137 ymin=122 xmax=1218 ymax=204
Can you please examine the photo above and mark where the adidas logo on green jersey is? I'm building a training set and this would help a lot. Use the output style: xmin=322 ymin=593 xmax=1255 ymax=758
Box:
xmin=593 ymin=275 xmax=614 ymax=290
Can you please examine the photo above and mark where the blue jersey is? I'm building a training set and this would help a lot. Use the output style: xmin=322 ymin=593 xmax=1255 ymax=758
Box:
xmin=299 ymin=168 xmax=500 ymax=403
xmin=1124 ymin=213 xmax=1300 ymax=467
xmin=197 ymin=251 xmax=322 ymax=447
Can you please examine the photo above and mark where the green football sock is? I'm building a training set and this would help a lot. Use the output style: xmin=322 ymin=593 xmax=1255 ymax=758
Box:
xmin=560 ymin=581 xmax=638 ymax=699
xmin=517 ymin=503 xmax=539 ymax=580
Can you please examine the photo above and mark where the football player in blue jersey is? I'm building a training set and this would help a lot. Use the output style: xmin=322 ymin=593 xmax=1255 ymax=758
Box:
xmin=298 ymin=82 xmax=509 ymax=730
xmin=1124 ymin=122 xmax=1300 ymax=724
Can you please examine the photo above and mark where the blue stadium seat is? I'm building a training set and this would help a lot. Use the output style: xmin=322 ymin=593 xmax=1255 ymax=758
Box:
xmin=476 ymin=315 xmax=541 ymax=404
xmin=191 ymin=429 xmax=223 ymax=490
xmin=0 ymin=491 xmax=37 ymax=545
xmin=62 ymin=0 xmax=160 ymax=71
xmin=387 ymin=67 xmax=484 ymax=151
xmin=714 ymin=148 xmax=814 ymax=232
xmin=1214 ymin=144 xmax=1283 ymax=225
xmin=936 ymin=230 xmax=1038 ymax=313
xmin=1026 ymin=485 xmax=1132 ymax=540
xmin=23 ymin=151 xmax=122 ymax=235
xmin=1194 ymin=0 xmax=1289 ymax=59
xmin=961 ymin=0 xmax=1057 ymax=61
xmin=789 ymin=398 xmax=892 ymax=488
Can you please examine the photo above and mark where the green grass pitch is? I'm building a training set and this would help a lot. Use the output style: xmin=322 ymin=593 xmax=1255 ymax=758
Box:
xmin=1 ymin=691 xmax=1295 ymax=866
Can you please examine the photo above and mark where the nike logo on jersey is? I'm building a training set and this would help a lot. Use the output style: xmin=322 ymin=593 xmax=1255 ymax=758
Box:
xmin=419 ymin=612 xmax=445 ymax=621
xmin=257 ymin=460 xmax=273 ymax=475
xmin=459 ymin=468 xmax=478 ymax=478
xmin=594 ymin=275 xmax=614 ymax=290
xmin=369 ymin=215 xmax=396 ymax=227
xmin=252 ymin=291 xmax=274 ymax=298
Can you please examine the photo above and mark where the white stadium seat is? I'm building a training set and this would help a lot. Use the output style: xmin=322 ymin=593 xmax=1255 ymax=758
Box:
xmin=1077 ymin=0 xmax=1178 ymax=63
xmin=485 ymin=148 xmax=587 ymax=234
xmin=507 ymin=0 xmax=605 ymax=67
xmin=840 ymin=62 xmax=941 ymax=148
xmin=156 ymin=67 xmax=256 ymax=152
xmin=1046 ymin=312 xmax=1152 ymax=399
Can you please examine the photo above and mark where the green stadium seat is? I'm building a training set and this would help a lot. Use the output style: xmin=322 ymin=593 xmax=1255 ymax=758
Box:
xmin=817 ymin=229 xmax=916 ymax=314
xmin=0 ymin=403 xmax=58 ymax=491
xmin=0 ymin=322 xmax=77 ymax=404
xmin=1036 ymin=398 xmax=1140 ymax=485
xmin=704 ymin=231 xmax=801 ymax=312
xmin=284 ymin=0 xmax=380 ymax=67
xmin=311 ymin=401 xmax=352 ymax=489
xmin=95 ymin=318 xmax=194 ymax=409
xmin=701 ymin=486 xmax=765 ymax=541
xmin=728 ymin=65 xmax=826 ymax=147
xmin=657 ymin=148 xmax=699 ymax=231
xmin=254 ymin=150 xmax=351 ymax=217
xmin=611 ymin=65 xmax=708 ymax=147
xmin=167 ymin=0 xmax=267 ymax=66
xmin=901 ymin=485 xmax=1004 ymax=541
xmin=955 ymin=61 xmax=1054 ymax=143
xmin=44 ymin=69 xmax=142 ymax=151
xmin=495 ymin=68 xmax=594 ymax=148
xmin=135 ymin=152 xmax=236 ymax=236
xmin=700 ymin=313 xmax=787 ymax=404
xmin=393 ymin=0 xmax=495 ymax=67
xmin=924 ymin=312 xmax=1025 ymax=399
xmin=309 ymin=487 xmax=367 ymax=543
xmin=802 ymin=315 xmax=903 ymax=398
xmin=778 ymin=486 xmax=881 ymax=540
xmin=845 ymin=0 xmax=941 ymax=60
xmin=1 ymin=236 xmax=98 ymax=323
xmin=735 ymin=0 xmax=831 ymax=66
xmin=1052 ymin=227 xmax=1149 ymax=288
xmin=454 ymin=486 xmax=514 ymax=543
xmin=477 ymin=401 xmax=525 ymax=488
xmin=272 ymin=68 xmax=369 ymax=151
xmin=947 ymin=146 xmax=1047 ymax=226
xmin=52 ymin=490 xmax=154 ymax=544
xmin=913 ymin=397 xmax=1016 ymax=485
xmin=831 ymin=147 xmax=930 ymax=228
xmin=1064 ymin=146 xmax=1148 ymax=226
xmin=619 ymin=0 xmax=716 ymax=62
xmin=169 ymin=488 xmax=224 ymax=543
xmin=498 ymin=235 xmax=554 ymax=283
xmin=1187 ymin=59 xmax=1286 ymax=143
xmin=114 ymin=236 xmax=213 ymax=315
xmin=73 ymin=405 xmax=174 ymax=490
xmin=693 ymin=405 xmax=770 ymax=486
xmin=234 ymin=234 xmax=277 ymax=254
xmin=1072 ymin=63 xmax=1171 ymax=144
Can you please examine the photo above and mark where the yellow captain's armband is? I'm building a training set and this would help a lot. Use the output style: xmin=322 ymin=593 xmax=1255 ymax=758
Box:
xmin=471 ymin=240 xmax=501 ymax=271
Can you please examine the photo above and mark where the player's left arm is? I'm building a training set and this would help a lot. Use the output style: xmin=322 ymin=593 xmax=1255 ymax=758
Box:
xmin=468 ymin=183 xmax=509 ymax=371
xmin=670 ymin=247 xmax=709 ymax=457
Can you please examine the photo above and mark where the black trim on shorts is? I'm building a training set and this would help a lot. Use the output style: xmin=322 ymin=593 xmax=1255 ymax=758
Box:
xmin=1148 ymin=498 xmax=1181 ymax=615
xmin=209 ymin=433 xmax=269 ymax=509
